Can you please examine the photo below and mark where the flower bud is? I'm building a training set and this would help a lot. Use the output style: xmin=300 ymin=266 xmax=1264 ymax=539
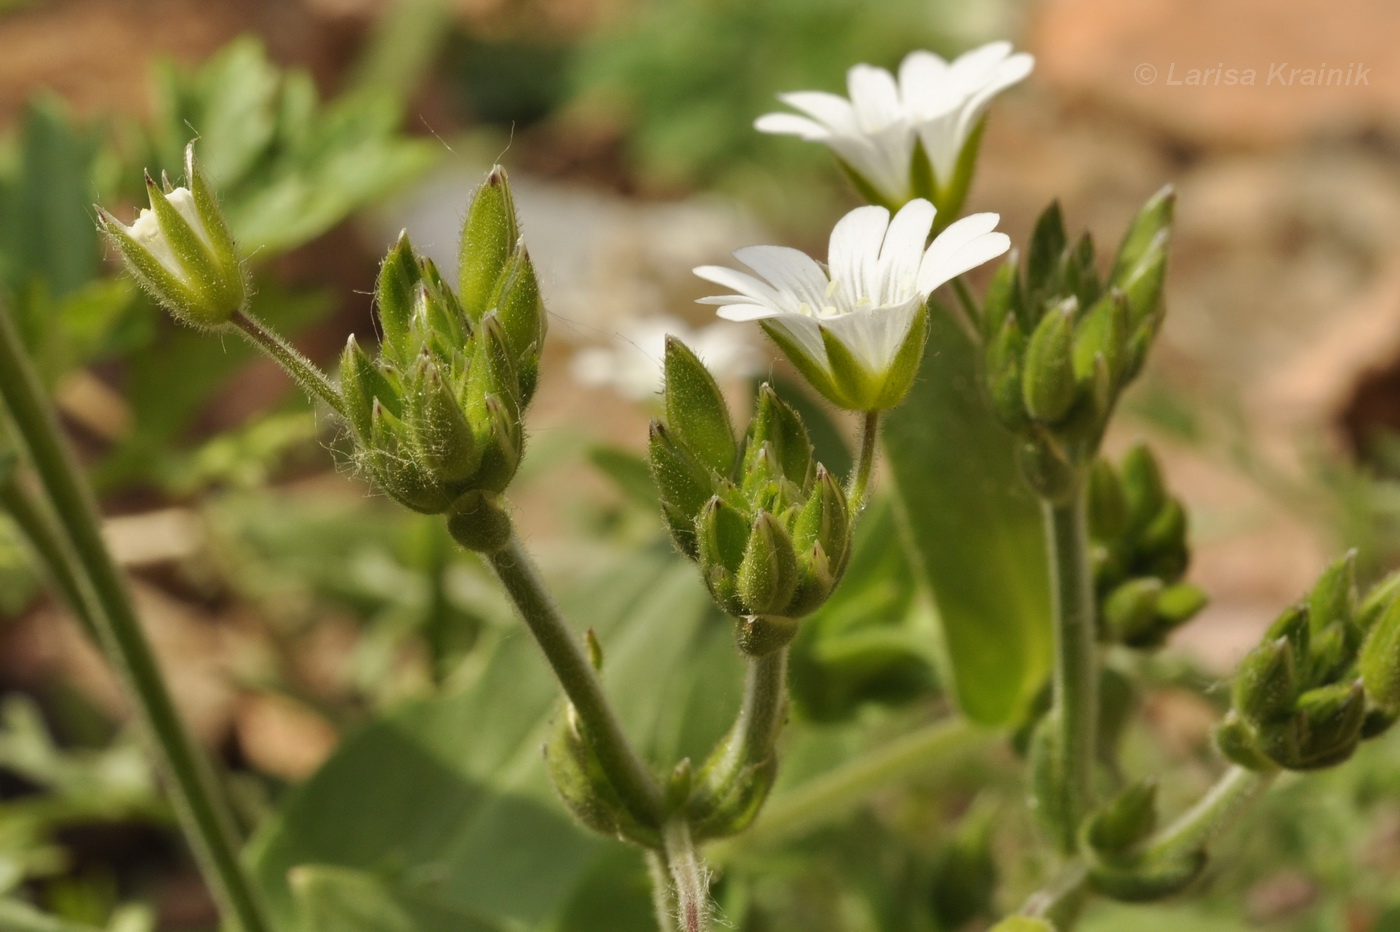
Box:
xmin=1361 ymin=595 xmax=1400 ymax=713
xmin=986 ymin=315 xmax=1028 ymax=430
xmin=97 ymin=143 xmax=247 ymax=328
xmin=544 ymin=707 xmax=659 ymax=848
xmin=663 ymin=336 xmax=738 ymax=476
xmin=736 ymin=511 xmax=800 ymax=617
xmin=1307 ymin=549 xmax=1357 ymax=637
xmin=1233 ymin=637 xmax=1297 ymax=727
xmin=1021 ymin=299 xmax=1079 ymax=424
xmin=458 ymin=165 xmax=520 ymax=321
xmin=1089 ymin=849 xmax=1206 ymax=903
xmin=1083 ymin=779 xmax=1158 ymax=858
xmin=487 ymin=241 xmax=547 ymax=403
xmin=375 ymin=231 xmax=421 ymax=360
xmin=748 ymin=384 xmax=814 ymax=490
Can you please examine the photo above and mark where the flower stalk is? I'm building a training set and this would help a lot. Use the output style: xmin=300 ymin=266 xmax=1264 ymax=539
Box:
xmin=0 ymin=305 xmax=272 ymax=932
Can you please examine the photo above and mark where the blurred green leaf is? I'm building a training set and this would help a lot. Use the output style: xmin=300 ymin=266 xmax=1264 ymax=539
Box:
xmin=882 ymin=305 xmax=1051 ymax=726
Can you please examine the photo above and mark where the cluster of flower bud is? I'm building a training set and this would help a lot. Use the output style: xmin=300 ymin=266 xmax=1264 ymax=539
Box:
xmin=981 ymin=188 xmax=1173 ymax=498
xmin=649 ymin=338 xmax=851 ymax=653
xmin=1087 ymin=446 xmax=1206 ymax=650
xmin=1077 ymin=778 xmax=1204 ymax=902
xmin=340 ymin=167 xmax=546 ymax=553
xmin=97 ymin=143 xmax=248 ymax=329
xmin=1219 ymin=553 xmax=1400 ymax=772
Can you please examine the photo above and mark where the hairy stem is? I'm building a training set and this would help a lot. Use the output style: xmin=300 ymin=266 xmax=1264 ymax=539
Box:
xmin=1142 ymin=765 xmax=1278 ymax=862
xmin=231 ymin=310 xmax=345 ymax=417
xmin=0 ymin=307 xmax=272 ymax=932
xmin=486 ymin=532 xmax=665 ymax=822
xmin=0 ymin=466 xmax=96 ymax=640
xmin=663 ymin=818 xmax=710 ymax=932
xmin=646 ymin=850 xmax=677 ymax=932
xmin=847 ymin=410 xmax=881 ymax=514
xmin=712 ymin=648 xmax=788 ymax=782
xmin=1044 ymin=490 xmax=1099 ymax=852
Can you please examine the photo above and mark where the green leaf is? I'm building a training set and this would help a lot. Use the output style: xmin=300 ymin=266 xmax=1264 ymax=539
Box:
xmin=881 ymin=303 xmax=1051 ymax=725
xmin=251 ymin=547 xmax=738 ymax=931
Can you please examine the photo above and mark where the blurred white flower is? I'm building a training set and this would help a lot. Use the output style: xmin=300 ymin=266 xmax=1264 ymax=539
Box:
xmin=571 ymin=315 xmax=762 ymax=401
xmin=694 ymin=199 xmax=1009 ymax=409
xmin=755 ymin=42 xmax=1033 ymax=209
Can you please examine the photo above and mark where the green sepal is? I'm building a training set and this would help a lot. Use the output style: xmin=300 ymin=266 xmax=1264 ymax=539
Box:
xmin=1026 ymin=201 xmax=1068 ymax=302
xmin=183 ymin=143 xmax=243 ymax=301
xmin=698 ymin=496 xmax=753 ymax=615
xmin=749 ymin=383 xmax=814 ymax=489
xmin=375 ymin=231 xmax=422 ymax=362
xmin=820 ymin=323 xmax=879 ymax=411
xmin=1307 ymin=549 xmax=1357 ymax=637
xmin=1021 ymin=299 xmax=1078 ymax=424
xmin=368 ymin=400 xmax=451 ymax=514
xmin=1083 ymin=779 xmax=1158 ymax=858
xmin=832 ymin=155 xmax=901 ymax=212
xmin=1214 ymin=713 xmax=1274 ymax=771
xmin=869 ymin=301 xmax=929 ymax=410
xmin=648 ymin=421 xmax=716 ymax=558
xmin=338 ymin=335 xmax=395 ymax=438
xmin=97 ymin=208 xmax=206 ymax=321
xmin=1155 ymin=582 xmax=1208 ymax=628
xmin=1140 ymin=500 xmax=1188 ymax=578
xmin=473 ymin=394 xmax=523 ymax=494
xmin=1120 ymin=445 xmax=1166 ymax=534
xmin=1116 ymin=232 xmax=1168 ymax=327
xmin=1286 ymin=681 xmax=1366 ymax=769
xmin=1087 ymin=458 xmax=1128 ymax=541
xmin=1110 ymin=185 xmax=1175 ymax=286
xmin=416 ymin=258 xmax=471 ymax=353
xmin=1233 ymin=637 xmax=1297 ymax=727
xmin=932 ymin=117 xmax=986 ymax=226
xmin=488 ymin=242 xmax=547 ymax=402
xmin=1361 ymin=595 xmax=1400 ymax=713
xmin=1357 ymin=570 xmax=1400 ymax=633
xmin=687 ymin=745 xmax=779 ymax=841
xmin=141 ymin=171 xmax=239 ymax=319
xmin=664 ymin=336 xmax=738 ymax=477
xmin=1017 ymin=437 xmax=1078 ymax=504
xmin=792 ymin=465 xmax=850 ymax=571
xmin=1072 ymin=290 xmax=1128 ymax=387
xmin=737 ymin=511 xmax=800 ymax=616
xmin=986 ymin=314 xmax=1028 ymax=430
xmin=981 ymin=258 xmax=1019 ymax=338
xmin=759 ymin=319 xmax=843 ymax=408
xmin=1064 ymin=232 xmax=1102 ymax=310
xmin=459 ymin=164 xmax=520 ymax=322
xmin=406 ymin=356 xmax=480 ymax=485
xmin=1089 ymin=849 xmax=1206 ymax=903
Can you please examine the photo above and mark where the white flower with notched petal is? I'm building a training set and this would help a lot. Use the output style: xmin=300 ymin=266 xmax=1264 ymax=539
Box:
xmin=571 ymin=315 xmax=761 ymax=402
xmin=755 ymin=42 xmax=1032 ymax=216
xmin=695 ymin=199 xmax=1009 ymax=411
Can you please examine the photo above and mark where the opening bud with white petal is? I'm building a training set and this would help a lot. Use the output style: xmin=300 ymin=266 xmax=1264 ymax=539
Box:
xmin=97 ymin=142 xmax=247 ymax=328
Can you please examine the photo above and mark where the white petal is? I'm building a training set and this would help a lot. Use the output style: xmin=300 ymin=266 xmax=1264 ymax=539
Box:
xmin=898 ymin=51 xmax=954 ymax=118
xmin=846 ymin=64 xmax=902 ymax=131
xmin=949 ymin=41 xmax=1014 ymax=80
xmin=820 ymin=298 xmax=922 ymax=373
xmin=823 ymin=126 xmax=915 ymax=205
xmin=763 ymin=313 xmax=829 ymax=371
xmin=778 ymin=91 xmax=859 ymax=134
xmin=732 ymin=245 xmax=831 ymax=312
xmin=694 ymin=264 xmax=784 ymax=307
xmin=917 ymin=212 xmax=1009 ymax=292
xmin=715 ymin=303 xmax=785 ymax=322
xmin=828 ymin=205 xmax=891 ymax=305
xmin=754 ymin=112 xmax=830 ymax=140
xmin=877 ymin=198 xmax=936 ymax=303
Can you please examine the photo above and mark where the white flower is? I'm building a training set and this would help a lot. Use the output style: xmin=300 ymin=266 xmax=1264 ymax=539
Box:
xmin=571 ymin=315 xmax=761 ymax=401
xmin=694 ymin=198 xmax=1009 ymax=410
xmin=755 ymin=42 xmax=1033 ymax=209
xmin=125 ymin=187 xmax=204 ymax=282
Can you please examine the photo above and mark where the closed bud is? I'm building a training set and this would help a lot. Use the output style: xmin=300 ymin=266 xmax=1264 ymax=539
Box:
xmin=749 ymin=384 xmax=814 ymax=489
xmin=1115 ymin=233 xmax=1168 ymax=329
xmin=338 ymin=335 xmax=396 ymax=439
xmin=1265 ymin=603 xmax=1311 ymax=657
xmin=1017 ymin=438 xmax=1077 ymax=504
xmin=649 ymin=422 xmax=717 ymax=558
xmin=1214 ymin=713 xmax=1274 ymax=771
xmin=1021 ymin=299 xmax=1079 ymax=424
xmin=407 ymin=359 xmax=480 ymax=485
xmin=698 ymin=496 xmax=752 ymax=614
xmin=1233 ymin=637 xmax=1297 ymax=727
xmin=1286 ymin=681 xmax=1365 ymax=769
xmin=664 ymin=337 xmax=738 ymax=477
xmin=1090 ymin=849 xmax=1206 ymax=903
xmin=368 ymin=400 xmax=450 ymax=514
xmin=1103 ymin=578 xmax=1161 ymax=646
xmin=459 ymin=164 xmax=520 ymax=321
xmin=981 ymin=259 xmax=1019 ymax=337
xmin=98 ymin=145 xmax=248 ymax=328
xmin=1026 ymin=201 xmax=1068 ymax=298
xmin=1357 ymin=570 xmax=1400 ymax=633
xmin=1140 ymin=500 xmax=1188 ymax=578
xmin=1087 ymin=458 xmax=1128 ymax=540
xmin=488 ymin=241 xmax=547 ymax=402
xmin=375 ymin=231 xmax=421 ymax=360
xmin=473 ymin=394 xmax=523 ymax=494
xmin=544 ymin=709 xmax=659 ymax=848
xmin=1111 ymin=185 xmax=1175 ymax=288
xmin=1073 ymin=291 xmax=1129 ymax=387
xmin=1083 ymin=779 xmax=1158 ymax=858
xmin=986 ymin=315 xmax=1028 ymax=429
xmin=1155 ymin=582 xmax=1208 ymax=628
xmin=792 ymin=466 xmax=851 ymax=575
xmin=737 ymin=511 xmax=800 ymax=616
xmin=1120 ymin=445 xmax=1166 ymax=533
xmin=1307 ymin=550 xmax=1357 ymax=637
xmin=445 ymin=490 xmax=512 ymax=553
xmin=1361 ymin=595 xmax=1400 ymax=713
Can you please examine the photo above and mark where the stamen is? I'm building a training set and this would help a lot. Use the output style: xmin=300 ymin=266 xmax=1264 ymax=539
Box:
xmin=824 ymin=279 xmax=840 ymax=299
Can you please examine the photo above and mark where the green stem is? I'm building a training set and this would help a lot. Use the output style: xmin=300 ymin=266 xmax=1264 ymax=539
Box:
xmin=712 ymin=648 xmax=788 ymax=781
xmin=847 ymin=410 xmax=881 ymax=513
xmin=646 ymin=850 xmax=677 ymax=932
xmin=1019 ymin=863 xmax=1089 ymax=924
xmin=726 ymin=717 xmax=988 ymax=853
xmin=1142 ymin=765 xmax=1278 ymax=862
xmin=0 ymin=468 xmax=96 ymax=641
xmin=948 ymin=277 xmax=982 ymax=343
xmin=1043 ymin=490 xmax=1099 ymax=853
xmin=231 ymin=310 xmax=346 ymax=417
xmin=486 ymin=531 xmax=665 ymax=822
xmin=663 ymin=818 xmax=710 ymax=932
xmin=0 ymin=308 xmax=272 ymax=932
